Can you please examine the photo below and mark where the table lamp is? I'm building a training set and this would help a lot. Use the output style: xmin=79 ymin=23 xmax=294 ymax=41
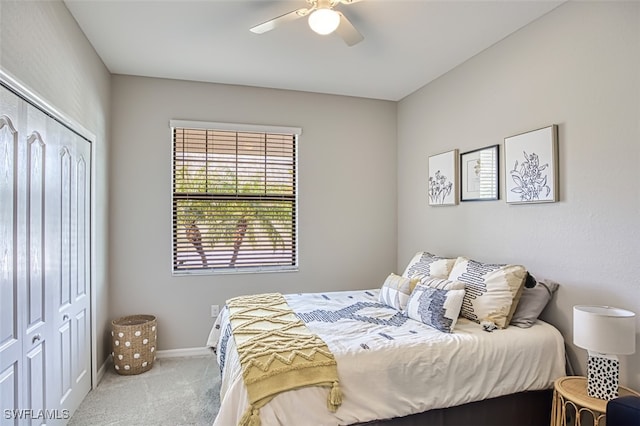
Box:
xmin=573 ymin=305 xmax=636 ymax=400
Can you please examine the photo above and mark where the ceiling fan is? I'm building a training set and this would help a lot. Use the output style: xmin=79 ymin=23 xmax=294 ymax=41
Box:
xmin=250 ymin=0 xmax=364 ymax=47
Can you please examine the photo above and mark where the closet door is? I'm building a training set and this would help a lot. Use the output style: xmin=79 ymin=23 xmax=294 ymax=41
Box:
xmin=22 ymin=99 xmax=50 ymax=426
xmin=46 ymin=118 xmax=91 ymax=420
xmin=0 ymin=84 xmax=91 ymax=425
xmin=0 ymin=86 xmax=22 ymax=426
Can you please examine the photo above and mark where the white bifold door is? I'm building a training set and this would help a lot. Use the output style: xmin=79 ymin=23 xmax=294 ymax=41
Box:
xmin=0 ymin=83 xmax=91 ymax=425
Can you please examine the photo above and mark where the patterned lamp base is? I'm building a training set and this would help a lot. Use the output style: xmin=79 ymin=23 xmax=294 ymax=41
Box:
xmin=587 ymin=352 xmax=619 ymax=400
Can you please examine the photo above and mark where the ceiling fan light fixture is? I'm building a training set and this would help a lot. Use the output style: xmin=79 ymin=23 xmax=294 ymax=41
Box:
xmin=308 ymin=8 xmax=340 ymax=35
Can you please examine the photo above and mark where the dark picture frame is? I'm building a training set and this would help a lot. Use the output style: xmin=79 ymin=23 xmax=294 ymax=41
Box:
xmin=460 ymin=144 xmax=499 ymax=201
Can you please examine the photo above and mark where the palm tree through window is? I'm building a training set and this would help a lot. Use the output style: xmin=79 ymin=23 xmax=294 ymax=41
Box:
xmin=171 ymin=122 xmax=298 ymax=273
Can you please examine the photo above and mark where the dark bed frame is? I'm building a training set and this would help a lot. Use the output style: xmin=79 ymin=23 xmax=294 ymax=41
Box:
xmin=355 ymin=389 xmax=553 ymax=426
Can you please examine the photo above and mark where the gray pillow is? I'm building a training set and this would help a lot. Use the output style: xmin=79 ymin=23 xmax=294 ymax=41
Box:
xmin=510 ymin=278 xmax=559 ymax=328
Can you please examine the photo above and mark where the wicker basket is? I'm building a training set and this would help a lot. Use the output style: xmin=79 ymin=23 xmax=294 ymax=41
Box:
xmin=111 ymin=314 xmax=157 ymax=375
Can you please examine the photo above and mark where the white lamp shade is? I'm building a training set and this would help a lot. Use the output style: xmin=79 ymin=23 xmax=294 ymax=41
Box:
xmin=308 ymin=9 xmax=340 ymax=35
xmin=573 ymin=305 xmax=636 ymax=355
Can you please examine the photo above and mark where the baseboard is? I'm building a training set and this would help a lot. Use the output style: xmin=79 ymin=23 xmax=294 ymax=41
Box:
xmin=156 ymin=347 xmax=213 ymax=358
xmin=96 ymin=358 xmax=109 ymax=386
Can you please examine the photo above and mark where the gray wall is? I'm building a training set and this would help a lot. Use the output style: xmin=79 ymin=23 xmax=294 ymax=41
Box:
xmin=0 ymin=1 xmax=112 ymax=369
xmin=397 ymin=1 xmax=640 ymax=390
xmin=109 ymin=75 xmax=397 ymax=351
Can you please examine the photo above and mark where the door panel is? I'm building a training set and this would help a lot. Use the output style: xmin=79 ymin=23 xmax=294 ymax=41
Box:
xmin=0 ymin=363 xmax=19 ymax=426
xmin=57 ymin=320 xmax=71 ymax=406
xmin=0 ymin=113 xmax=18 ymax=351
xmin=25 ymin=341 xmax=46 ymax=426
xmin=75 ymin=156 xmax=88 ymax=300
xmin=59 ymin=147 xmax=72 ymax=311
xmin=73 ymin=310 xmax=89 ymax=385
xmin=26 ymin=132 xmax=45 ymax=330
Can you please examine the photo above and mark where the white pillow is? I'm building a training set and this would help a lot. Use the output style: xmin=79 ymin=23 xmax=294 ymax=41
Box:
xmin=402 ymin=252 xmax=457 ymax=280
xmin=378 ymin=273 xmax=419 ymax=311
xmin=405 ymin=280 xmax=466 ymax=333
xmin=447 ymin=257 xmax=526 ymax=329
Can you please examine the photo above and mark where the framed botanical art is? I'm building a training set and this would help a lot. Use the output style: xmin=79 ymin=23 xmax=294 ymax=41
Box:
xmin=428 ymin=149 xmax=458 ymax=206
xmin=504 ymin=125 xmax=558 ymax=204
xmin=460 ymin=144 xmax=499 ymax=201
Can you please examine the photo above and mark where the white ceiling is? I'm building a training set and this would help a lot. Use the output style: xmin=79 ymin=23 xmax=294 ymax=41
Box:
xmin=64 ymin=0 xmax=563 ymax=101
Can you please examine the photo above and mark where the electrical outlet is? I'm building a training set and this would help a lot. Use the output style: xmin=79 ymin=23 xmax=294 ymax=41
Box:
xmin=210 ymin=304 xmax=220 ymax=318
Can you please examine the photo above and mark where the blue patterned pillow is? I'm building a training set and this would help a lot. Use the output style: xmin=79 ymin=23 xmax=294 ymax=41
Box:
xmin=405 ymin=282 xmax=465 ymax=333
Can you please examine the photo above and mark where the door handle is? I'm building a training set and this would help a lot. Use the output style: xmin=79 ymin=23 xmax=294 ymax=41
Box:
xmin=32 ymin=334 xmax=41 ymax=344
xmin=63 ymin=314 xmax=70 ymax=321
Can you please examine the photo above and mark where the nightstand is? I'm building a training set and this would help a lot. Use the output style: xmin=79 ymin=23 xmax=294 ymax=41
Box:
xmin=551 ymin=376 xmax=640 ymax=426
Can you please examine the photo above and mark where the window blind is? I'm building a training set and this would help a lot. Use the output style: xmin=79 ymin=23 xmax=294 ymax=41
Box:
xmin=171 ymin=123 xmax=298 ymax=273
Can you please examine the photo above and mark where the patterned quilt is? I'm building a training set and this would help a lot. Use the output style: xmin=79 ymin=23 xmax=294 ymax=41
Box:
xmin=209 ymin=289 xmax=565 ymax=425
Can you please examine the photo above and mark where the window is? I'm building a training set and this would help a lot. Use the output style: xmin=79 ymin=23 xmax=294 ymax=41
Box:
xmin=171 ymin=120 xmax=299 ymax=274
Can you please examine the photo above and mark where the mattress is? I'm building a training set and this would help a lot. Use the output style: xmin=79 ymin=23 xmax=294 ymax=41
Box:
xmin=207 ymin=289 xmax=565 ymax=425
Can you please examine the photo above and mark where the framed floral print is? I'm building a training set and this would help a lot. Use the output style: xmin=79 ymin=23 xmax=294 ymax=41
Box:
xmin=428 ymin=149 xmax=458 ymax=206
xmin=504 ymin=125 xmax=558 ymax=204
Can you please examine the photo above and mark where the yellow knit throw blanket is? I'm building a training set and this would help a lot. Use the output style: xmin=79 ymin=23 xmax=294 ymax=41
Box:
xmin=227 ymin=293 xmax=342 ymax=426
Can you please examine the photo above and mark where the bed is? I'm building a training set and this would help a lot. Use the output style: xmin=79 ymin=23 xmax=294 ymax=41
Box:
xmin=208 ymin=288 xmax=565 ymax=425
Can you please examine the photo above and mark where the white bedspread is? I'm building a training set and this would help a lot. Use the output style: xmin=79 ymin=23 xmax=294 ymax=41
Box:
xmin=207 ymin=290 xmax=565 ymax=426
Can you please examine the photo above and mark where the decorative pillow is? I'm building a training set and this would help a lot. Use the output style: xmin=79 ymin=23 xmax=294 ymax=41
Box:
xmin=447 ymin=257 xmax=527 ymax=329
xmin=402 ymin=252 xmax=457 ymax=280
xmin=378 ymin=273 xmax=420 ymax=311
xmin=510 ymin=277 xmax=559 ymax=328
xmin=419 ymin=277 xmax=461 ymax=290
xmin=405 ymin=281 xmax=466 ymax=333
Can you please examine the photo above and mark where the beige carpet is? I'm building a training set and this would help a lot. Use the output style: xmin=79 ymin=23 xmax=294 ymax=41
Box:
xmin=69 ymin=355 xmax=221 ymax=426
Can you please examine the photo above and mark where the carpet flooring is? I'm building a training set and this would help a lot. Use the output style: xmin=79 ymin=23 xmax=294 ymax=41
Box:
xmin=69 ymin=355 xmax=221 ymax=426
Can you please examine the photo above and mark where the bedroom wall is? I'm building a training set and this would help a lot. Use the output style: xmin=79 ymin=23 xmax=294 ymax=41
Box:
xmin=397 ymin=1 xmax=640 ymax=390
xmin=109 ymin=75 xmax=397 ymax=352
xmin=0 ymin=1 xmax=112 ymax=370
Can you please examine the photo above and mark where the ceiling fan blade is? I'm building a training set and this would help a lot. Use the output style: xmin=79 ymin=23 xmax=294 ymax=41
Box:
xmin=335 ymin=12 xmax=364 ymax=46
xmin=250 ymin=8 xmax=310 ymax=34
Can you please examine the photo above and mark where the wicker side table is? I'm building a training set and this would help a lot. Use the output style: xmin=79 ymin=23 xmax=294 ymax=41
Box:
xmin=551 ymin=376 xmax=640 ymax=426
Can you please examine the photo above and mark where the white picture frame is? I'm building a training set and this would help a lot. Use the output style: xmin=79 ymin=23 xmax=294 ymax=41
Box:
xmin=504 ymin=125 xmax=558 ymax=204
xmin=428 ymin=149 xmax=458 ymax=206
